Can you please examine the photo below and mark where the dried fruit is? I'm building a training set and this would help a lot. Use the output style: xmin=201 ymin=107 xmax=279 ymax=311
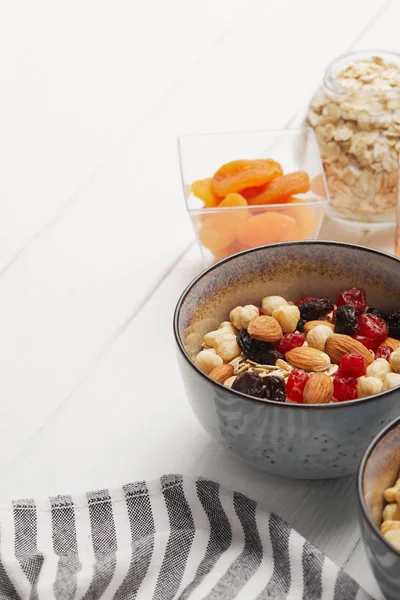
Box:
xmin=376 ymin=345 xmax=392 ymax=361
xmin=237 ymin=212 xmax=296 ymax=248
xmin=232 ymin=371 xmax=265 ymax=399
xmin=333 ymin=375 xmax=358 ymax=402
xmin=276 ymin=333 xmax=305 ymax=354
xmin=286 ymin=369 xmax=309 ymax=403
xmin=334 ymin=304 xmax=358 ymax=335
xmin=299 ymin=298 xmax=334 ymax=321
xmin=304 ymin=372 xmax=333 ymax=404
xmin=247 ymin=315 xmax=283 ymax=343
xmin=325 ymin=334 xmax=374 ymax=365
xmin=388 ymin=311 xmax=400 ymax=339
xmin=286 ymin=204 xmax=318 ymax=241
xmin=358 ymin=313 xmax=388 ymax=342
xmin=336 ymin=288 xmax=366 ymax=315
xmin=285 ymin=346 xmax=331 ymax=371
xmin=199 ymin=195 xmax=248 ymax=253
xmin=297 ymin=296 xmax=318 ymax=308
xmin=212 ymin=159 xmax=283 ymax=197
xmin=246 ymin=171 xmax=310 ymax=205
xmin=236 ymin=329 xmax=282 ymax=364
xmin=351 ymin=334 xmax=379 ymax=352
xmin=365 ymin=307 xmax=388 ymax=322
xmin=296 ymin=319 xmax=306 ymax=333
xmin=208 ymin=364 xmax=234 ymax=384
xmin=192 ymin=178 xmax=220 ymax=208
xmin=338 ymin=353 xmax=366 ymax=378
xmin=379 ymin=337 xmax=400 ymax=352
xmin=264 ymin=375 xmax=286 ymax=402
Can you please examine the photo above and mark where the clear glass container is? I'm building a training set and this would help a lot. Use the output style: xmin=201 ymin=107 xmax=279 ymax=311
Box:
xmin=178 ymin=129 xmax=329 ymax=267
xmin=306 ymin=50 xmax=400 ymax=227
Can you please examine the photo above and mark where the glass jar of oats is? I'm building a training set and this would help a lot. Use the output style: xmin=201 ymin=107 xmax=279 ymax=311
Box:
xmin=306 ymin=51 xmax=400 ymax=226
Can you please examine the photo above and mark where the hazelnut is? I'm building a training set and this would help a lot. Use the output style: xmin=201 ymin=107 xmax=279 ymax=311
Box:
xmin=390 ymin=349 xmax=400 ymax=373
xmin=229 ymin=305 xmax=259 ymax=330
xmin=215 ymin=333 xmax=241 ymax=362
xmin=384 ymin=372 xmax=400 ymax=391
xmin=357 ymin=376 xmax=383 ymax=398
xmin=272 ymin=305 xmax=300 ymax=333
xmin=261 ymin=295 xmax=288 ymax=316
xmin=306 ymin=324 xmax=334 ymax=351
xmin=366 ymin=358 xmax=392 ymax=380
xmin=195 ymin=349 xmax=223 ymax=374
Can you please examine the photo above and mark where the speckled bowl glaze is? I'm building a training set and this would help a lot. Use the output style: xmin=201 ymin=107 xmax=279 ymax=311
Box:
xmin=174 ymin=241 xmax=400 ymax=479
xmin=358 ymin=418 xmax=400 ymax=600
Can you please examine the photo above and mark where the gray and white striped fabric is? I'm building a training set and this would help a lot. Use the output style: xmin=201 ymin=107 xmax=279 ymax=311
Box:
xmin=0 ymin=475 xmax=370 ymax=599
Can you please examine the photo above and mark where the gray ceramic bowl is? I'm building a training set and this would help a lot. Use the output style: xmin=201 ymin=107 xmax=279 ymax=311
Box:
xmin=358 ymin=418 xmax=400 ymax=600
xmin=174 ymin=241 xmax=400 ymax=479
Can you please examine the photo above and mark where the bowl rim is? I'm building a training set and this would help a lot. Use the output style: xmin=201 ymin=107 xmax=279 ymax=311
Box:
xmin=357 ymin=416 xmax=400 ymax=557
xmin=173 ymin=240 xmax=400 ymax=410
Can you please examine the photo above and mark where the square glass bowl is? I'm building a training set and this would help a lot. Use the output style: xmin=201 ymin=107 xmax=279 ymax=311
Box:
xmin=179 ymin=129 xmax=330 ymax=266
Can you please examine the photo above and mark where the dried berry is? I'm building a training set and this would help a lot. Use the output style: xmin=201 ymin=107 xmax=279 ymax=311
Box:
xmin=299 ymin=298 xmax=334 ymax=321
xmin=388 ymin=311 xmax=400 ymax=339
xmin=232 ymin=372 xmax=265 ymax=399
xmin=276 ymin=333 xmax=305 ymax=354
xmin=365 ymin=307 xmax=388 ymax=322
xmin=351 ymin=334 xmax=379 ymax=352
xmin=334 ymin=304 xmax=358 ymax=335
xmin=358 ymin=313 xmax=388 ymax=342
xmin=376 ymin=345 xmax=392 ymax=361
xmin=264 ymin=375 xmax=286 ymax=402
xmin=336 ymin=288 xmax=366 ymax=315
xmin=296 ymin=319 xmax=306 ymax=333
xmin=338 ymin=353 xmax=366 ymax=378
xmin=296 ymin=295 xmax=318 ymax=308
xmin=286 ymin=369 xmax=309 ymax=403
xmin=333 ymin=375 xmax=358 ymax=402
xmin=236 ymin=329 xmax=282 ymax=364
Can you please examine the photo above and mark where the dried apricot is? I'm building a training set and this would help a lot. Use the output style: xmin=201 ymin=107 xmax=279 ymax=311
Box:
xmin=247 ymin=171 xmax=311 ymax=205
xmin=237 ymin=211 xmax=296 ymax=248
xmin=192 ymin=178 xmax=220 ymax=208
xmin=310 ymin=174 xmax=328 ymax=199
xmin=212 ymin=240 xmax=242 ymax=263
xmin=199 ymin=193 xmax=248 ymax=252
xmin=212 ymin=159 xmax=283 ymax=197
xmin=283 ymin=200 xmax=318 ymax=240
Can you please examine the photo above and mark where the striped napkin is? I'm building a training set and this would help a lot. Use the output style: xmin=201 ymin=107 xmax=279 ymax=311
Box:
xmin=0 ymin=474 xmax=370 ymax=599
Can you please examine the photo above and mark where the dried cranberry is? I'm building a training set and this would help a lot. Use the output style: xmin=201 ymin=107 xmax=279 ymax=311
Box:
xmin=388 ymin=311 xmax=400 ymax=339
xmin=232 ymin=372 xmax=265 ymax=399
xmin=299 ymin=298 xmax=334 ymax=321
xmin=333 ymin=375 xmax=358 ymax=402
xmin=336 ymin=288 xmax=366 ymax=315
xmin=264 ymin=375 xmax=286 ymax=402
xmin=365 ymin=307 xmax=388 ymax=322
xmin=286 ymin=369 xmax=309 ymax=404
xmin=237 ymin=329 xmax=282 ymax=364
xmin=296 ymin=295 xmax=318 ymax=308
xmin=276 ymin=333 xmax=305 ymax=354
xmin=351 ymin=334 xmax=379 ymax=352
xmin=338 ymin=353 xmax=366 ymax=378
xmin=358 ymin=313 xmax=388 ymax=342
xmin=296 ymin=319 xmax=306 ymax=333
xmin=376 ymin=345 xmax=392 ymax=361
xmin=334 ymin=304 xmax=358 ymax=335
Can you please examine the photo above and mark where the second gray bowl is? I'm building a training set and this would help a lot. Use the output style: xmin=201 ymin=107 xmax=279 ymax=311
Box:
xmin=174 ymin=241 xmax=400 ymax=479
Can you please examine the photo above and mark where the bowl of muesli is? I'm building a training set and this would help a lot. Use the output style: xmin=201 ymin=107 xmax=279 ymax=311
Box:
xmin=174 ymin=241 xmax=400 ymax=478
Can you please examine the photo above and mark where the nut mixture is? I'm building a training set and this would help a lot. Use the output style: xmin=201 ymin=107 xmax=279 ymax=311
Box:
xmin=381 ymin=472 xmax=400 ymax=551
xmin=192 ymin=288 xmax=400 ymax=404
xmin=306 ymin=55 xmax=400 ymax=220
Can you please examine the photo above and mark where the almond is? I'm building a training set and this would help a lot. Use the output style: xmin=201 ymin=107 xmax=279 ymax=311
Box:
xmin=379 ymin=337 xmax=400 ymax=352
xmin=325 ymin=334 xmax=374 ymax=365
xmin=304 ymin=372 xmax=333 ymax=404
xmin=285 ymin=346 xmax=330 ymax=371
xmin=247 ymin=316 xmax=283 ymax=342
xmin=303 ymin=320 xmax=335 ymax=334
xmin=208 ymin=364 xmax=234 ymax=384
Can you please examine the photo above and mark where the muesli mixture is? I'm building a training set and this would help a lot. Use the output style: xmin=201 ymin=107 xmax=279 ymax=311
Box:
xmin=306 ymin=55 xmax=400 ymax=219
xmin=193 ymin=288 xmax=400 ymax=404
xmin=381 ymin=472 xmax=400 ymax=551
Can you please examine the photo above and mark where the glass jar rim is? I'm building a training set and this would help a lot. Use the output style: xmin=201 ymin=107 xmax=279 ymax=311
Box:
xmin=323 ymin=49 xmax=400 ymax=98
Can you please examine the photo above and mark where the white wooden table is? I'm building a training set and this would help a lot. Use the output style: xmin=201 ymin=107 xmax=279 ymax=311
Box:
xmin=1 ymin=1 xmax=399 ymax=597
